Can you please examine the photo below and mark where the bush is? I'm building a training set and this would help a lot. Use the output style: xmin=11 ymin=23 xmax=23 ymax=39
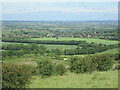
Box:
xmin=2 ymin=64 xmax=34 ymax=88
xmin=93 ymin=54 xmax=114 ymax=71
xmin=69 ymin=54 xmax=114 ymax=74
xmin=84 ymin=56 xmax=98 ymax=73
xmin=54 ymin=64 xmax=67 ymax=75
xmin=37 ymin=60 xmax=54 ymax=78
xmin=70 ymin=56 xmax=98 ymax=74
xmin=37 ymin=59 xmax=67 ymax=78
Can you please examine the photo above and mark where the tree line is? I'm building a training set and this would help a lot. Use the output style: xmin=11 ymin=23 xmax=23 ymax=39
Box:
xmin=2 ymin=37 xmax=88 ymax=45
xmin=2 ymin=42 xmax=118 ymax=59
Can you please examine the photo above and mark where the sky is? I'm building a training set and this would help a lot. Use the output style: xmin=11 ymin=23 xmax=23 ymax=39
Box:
xmin=1 ymin=1 xmax=118 ymax=21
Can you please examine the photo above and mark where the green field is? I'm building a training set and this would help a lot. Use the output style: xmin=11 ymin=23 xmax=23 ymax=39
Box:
xmin=31 ymin=37 xmax=118 ymax=45
xmin=60 ymin=48 xmax=119 ymax=58
xmin=97 ymin=48 xmax=119 ymax=54
xmin=29 ymin=70 xmax=118 ymax=88
xmin=2 ymin=42 xmax=28 ymax=45
xmin=2 ymin=42 xmax=77 ymax=50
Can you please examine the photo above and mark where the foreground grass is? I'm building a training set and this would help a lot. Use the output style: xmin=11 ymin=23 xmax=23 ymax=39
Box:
xmin=31 ymin=37 xmax=118 ymax=45
xmin=29 ymin=70 xmax=118 ymax=88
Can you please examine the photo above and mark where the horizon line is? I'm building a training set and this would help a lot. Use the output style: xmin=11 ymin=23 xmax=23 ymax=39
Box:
xmin=1 ymin=20 xmax=118 ymax=22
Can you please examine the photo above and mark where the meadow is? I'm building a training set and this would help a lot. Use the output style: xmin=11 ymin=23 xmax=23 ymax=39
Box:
xmin=97 ymin=48 xmax=119 ymax=54
xmin=31 ymin=37 xmax=118 ymax=45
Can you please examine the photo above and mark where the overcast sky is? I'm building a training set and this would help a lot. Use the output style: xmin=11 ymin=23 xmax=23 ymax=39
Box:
xmin=1 ymin=1 xmax=118 ymax=21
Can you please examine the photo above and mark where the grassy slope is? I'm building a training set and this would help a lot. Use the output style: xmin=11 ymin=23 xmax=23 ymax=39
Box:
xmin=29 ymin=70 xmax=118 ymax=88
xmin=31 ymin=37 xmax=118 ymax=45
xmin=3 ymin=50 xmax=118 ymax=88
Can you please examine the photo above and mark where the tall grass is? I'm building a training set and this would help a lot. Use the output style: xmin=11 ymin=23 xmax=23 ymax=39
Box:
xmin=29 ymin=70 xmax=118 ymax=88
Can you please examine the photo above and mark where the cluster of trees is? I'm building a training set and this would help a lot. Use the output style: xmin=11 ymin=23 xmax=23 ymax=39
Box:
xmin=2 ymin=44 xmax=47 ymax=59
xmin=50 ymin=43 xmax=117 ymax=55
xmin=64 ymin=45 xmax=117 ymax=55
xmin=2 ymin=41 xmax=118 ymax=59
xmin=2 ymin=44 xmax=46 ymax=51
xmin=70 ymin=54 xmax=115 ymax=74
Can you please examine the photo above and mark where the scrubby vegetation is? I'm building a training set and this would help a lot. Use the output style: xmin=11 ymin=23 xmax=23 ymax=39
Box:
xmin=2 ymin=53 xmax=119 ymax=88
xmin=2 ymin=64 xmax=35 ymax=88
xmin=70 ymin=54 xmax=114 ymax=74
xmin=37 ymin=59 xmax=67 ymax=78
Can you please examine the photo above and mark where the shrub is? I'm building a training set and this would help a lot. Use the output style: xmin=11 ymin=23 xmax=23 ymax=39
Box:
xmin=93 ymin=54 xmax=114 ymax=71
xmin=37 ymin=59 xmax=67 ymax=78
xmin=37 ymin=60 xmax=54 ymax=78
xmin=54 ymin=64 xmax=67 ymax=75
xmin=2 ymin=64 xmax=34 ymax=88
xmin=69 ymin=54 xmax=114 ymax=74
xmin=84 ymin=56 xmax=98 ymax=73
xmin=70 ymin=57 xmax=86 ymax=73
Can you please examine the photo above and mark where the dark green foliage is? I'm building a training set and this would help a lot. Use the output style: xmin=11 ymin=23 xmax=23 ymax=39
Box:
xmin=70 ymin=57 xmax=86 ymax=73
xmin=51 ymin=48 xmax=64 ymax=55
xmin=37 ymin=60 xmax=54 ymax=78
xmin=92 ymin=54 xmax=114 ymax=71
xmin=64 ymin=44 xmax=117 ymax=55
xmin=2 ymin=44 xmax=47 ymax=59
xmin=2 ymin=64 xmax=34 ymax=88
xmin=70 ymin=56 xmax=98 ymax=74
xmin=70 ymin=54 xmax=114 ymax=74
xmin=54 ymin=64 xmax=67 ymax=75
xmin=114 ymin=53 xmax=120 ymax=61
xmin=84 ymin=56 xmax=98 ymax=73
xmin=37 ymin=59 xmax=67 ymax=78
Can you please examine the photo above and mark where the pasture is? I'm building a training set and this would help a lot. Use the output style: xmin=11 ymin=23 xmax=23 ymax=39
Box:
xmin=30 ymin=37 xmax=118 ymax=45
xmin=2 ymin=42 xmax=77 ymax=50
xmin=97 ymin=48 xmax=119 ymax=54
